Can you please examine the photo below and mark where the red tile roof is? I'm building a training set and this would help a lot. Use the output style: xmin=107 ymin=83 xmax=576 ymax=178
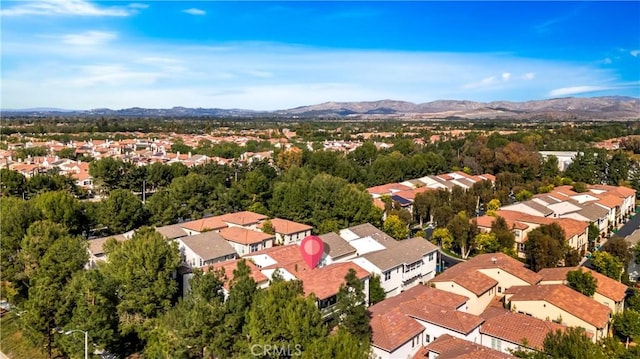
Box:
xmin=219 ymin=226 xmax=274 ymax=245
xmin=366 ymin=183 xmax=412 ymax=195
xmin=495 ymin=210 xmax=588 ymax=239
xmin=370 ymin=308 xmax=425 ymax=352
xmin=505 ymin=284 xmax=611 ymax=328
xmin=257 ymin=218 xmax=312 ymax=235
xmin=246 ymin=244 xmax=370 ymax=300
xmin=368 ymin=285 xmax=468 ymax=316
xmin=430 ymin=253 xmax=541 ymax=295
xmin=480 ymin=310 xmax=567 ymax=349
xmin=421 ymin=334 xmax=515 ymax=359
xmin=403 ymin=302 xmax=483 ymax=334
xmin=205 ymin=259 xmax=269 ymax=289
xmin=537 ymin=267 xmax=627 ymax=302
xmin=180 ymin=217 xmax=228 ymax=232
xmin=218 ymin=211 xmax=267 ymax=226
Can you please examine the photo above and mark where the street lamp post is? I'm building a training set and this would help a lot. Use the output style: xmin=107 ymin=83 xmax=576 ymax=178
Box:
xmin=60 ymin=329 xmax=88 ymax=359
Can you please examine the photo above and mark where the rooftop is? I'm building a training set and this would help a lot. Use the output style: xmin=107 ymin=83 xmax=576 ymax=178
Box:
xmin=420 ymin=334 xmax=515 ymax=359
xmin=430 ymin=253 xmax=541 ymax=295
xmin=480 ymin=309 xmax=567 ymax=350
xmin=319 ymin=232 xmax=357 ymax=258
xmin=218 ymin=210 xmax=267 ymax=226
xmin=219 ymin=226 xmax=274 ymax=245
xmin=257 ymin=217 xmax=312 ymax=235
xmin=362 ymin=237 xmax=437 ymax=271
xmin=179 ymin=232 xmax=237 ymax=261
xmin=537 ymin=266 xmax=627 ymax=302
xmin=505 ymin=284 xmax=611 ymax=328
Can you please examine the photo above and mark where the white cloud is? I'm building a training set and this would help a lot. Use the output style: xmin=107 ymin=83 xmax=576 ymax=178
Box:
xmin=631 ymin=50 xmax=640 ymax=57
xmin=61 ymin=31 xmax=117 ymax=46
xmin=183 ymin=8 xmax=206 ymax=16
xmin=522 ymin=73 xmax=536 ymax=80
xmin=603 ymin=58 xmax=612 ymax=64
xmin=548 ymin=86 xmax=617 ymax=97
xmin=1 ymin=39 xmax=633 ymax=110
xmin=1 ymin=0 xmax=141 ymax=17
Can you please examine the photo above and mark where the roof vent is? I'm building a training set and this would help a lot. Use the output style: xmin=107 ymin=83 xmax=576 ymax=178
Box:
xmin=491 ymin=257 xmax=497 ymax=264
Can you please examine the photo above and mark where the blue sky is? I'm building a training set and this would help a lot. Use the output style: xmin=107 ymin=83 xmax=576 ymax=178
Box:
xmin=1 ymin=1 xmax=639 ymax=110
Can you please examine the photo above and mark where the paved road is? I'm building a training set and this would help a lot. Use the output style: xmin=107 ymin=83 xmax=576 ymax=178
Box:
xmin=617 ymin=211 xmax=640 ymax=238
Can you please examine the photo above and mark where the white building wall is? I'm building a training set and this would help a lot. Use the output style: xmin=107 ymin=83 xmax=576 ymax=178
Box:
xmin=176 ymin=238 xmax=204 ymax=268
xmin=414 ymin=318 xmax=481 ymax=345
xmin=480 ymin=333 xmax=522 ymax=354
xmin=507 ymin=299 xmax=606 ymax=342
xmin=476 ymin=268 xmax=532 ymax=295
xmin=431 ymin=281 xmax=495 ymax=315
xmin=352 ymin=258 xmax=403 ymax=297
xmin=370 ymin=335 xmax=422 ymax=359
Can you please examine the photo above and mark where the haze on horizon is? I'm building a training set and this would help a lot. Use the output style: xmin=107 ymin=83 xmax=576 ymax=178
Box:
xmin=1 ymin=0 xmax=639 ymax=111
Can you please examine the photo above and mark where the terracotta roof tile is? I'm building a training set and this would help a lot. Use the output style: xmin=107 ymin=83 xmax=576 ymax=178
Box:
xmin=219 ymin=226 xmax=274 ymax=245
xmin=370 ymin=308 xmax=425 ymax=352
xmin=205 ymin=259 xmax=269 ymax=290
xmin=368 ymin=285 xmax=468 ymax=316
xmin=403 ymin=302 xmax=483 ymax=334
xmin=538 ymin=267 xmax=627 ymax=302
xmin=480 ymin=310 xmax=567 ymax=349
xmin=180 ymin=217 xmax=228 ymax=232
xmin=430 ymin=253 xmax=541 ymax=295
xmin=257 ymin=218 xmax=311 ymax=235
xmin=422 ymin=334 xmax=515 ymax=359
xmin=505 ymin=284 xmax=611 ymax=328
xmin=217 ymin=211 xmax=267 ymax=226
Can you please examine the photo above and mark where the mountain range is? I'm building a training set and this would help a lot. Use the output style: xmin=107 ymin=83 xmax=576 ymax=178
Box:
xmin=3 ymin=96 xmax=639 ymax=120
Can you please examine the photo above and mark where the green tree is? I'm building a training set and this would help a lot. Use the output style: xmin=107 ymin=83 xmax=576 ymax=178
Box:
xmin=333 ymin=268 xmax=370 ymax=340
xmin=98 ymin=189 xmax=148 ymax=234
xmin=0 ymin=168 xmax=26 ymax=197
xmin=382 ymin=214 xmax=409 ymax=240
xmin=542 ymin=327 xmax=606 ymax=359
xmin=261 ymin=219 xmax=275 ymax=235
xmin=491 ymin=216 xmax=516 ymax=253
xmin=486 ymin=198 xmax=501 ymax=216
xmin=515 ymin=189 xmax=533 ymax=202
xmin=566 ymin=269 xmax=597 ymax=297
xmin=32 ymin=191 xmax=86 ymax=235
xmin=21 ymin=223 xmax=87 ymax=359
xmin=0 ymin=197 xmax=41 ymax=300
xmin=246 ymin=280 xmax=326 ymax=357
xmin=211 ymin=259 xmax=257 ymax=357
xmin=627 ymin=289 xmax=640 ymax=312
xmin=602 ymin=236 xmax=632 ymax=268
xmin=57 ymin=269 xmax=121 ymax=357
xmin=302 ymin=328 xmax=370 ymax=359
xmin=447 ymin=212 xmax=478 ymax=259
xmin=591 ymin=251 xmax=623 ymax=281
xmin=474 ymin=232 xmax=501 ymax=254
xmin=369 ymin=274 xmax=386 ymax=305
xmin=612 ymin=310 xmax=640 ymax=343
xmin=101 ymin=228 xmax=181 ymax=337
xmin=89 ymin=157 xmax=134 ymax=192
xmin=144 ymin=270 xmax=225 ymax=359
xmin=525 ymin=223 xmax=567 ymax=272
xmin=430 ymin=228 xmax=453 ymax=250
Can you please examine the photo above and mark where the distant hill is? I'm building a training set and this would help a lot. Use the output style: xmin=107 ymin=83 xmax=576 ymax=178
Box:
xmin=2 ymin=96 xmax=639 ymax=120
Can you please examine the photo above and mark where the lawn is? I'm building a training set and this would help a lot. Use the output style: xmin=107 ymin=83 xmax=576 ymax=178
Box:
xmin=0 ymin=313 xmax=49 ymax=359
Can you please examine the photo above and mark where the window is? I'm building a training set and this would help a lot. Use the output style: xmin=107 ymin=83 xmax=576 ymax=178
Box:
xmin=428 ymin=253 xmax=434 ymax=261
xmin=498 ymin=286 xmax=502 ymax=293
xmin=411 ymin=334 xmax=420 ymax=348
xmin=491 ymin=338 xmax=502 ymax=351
xmin=250 ymin=243 xmax=259 ymax=252
xmin=384 ymin=271 xmax=391 ymax=281
xmin=404 ymin=261 xmax=422 ymax=273
xmin=425 ymin=334 xmax=431 ymax=343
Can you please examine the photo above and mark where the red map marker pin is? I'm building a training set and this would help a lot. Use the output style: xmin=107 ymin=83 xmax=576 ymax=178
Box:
xmin=300 ymin=235 xmax=324 ymax=269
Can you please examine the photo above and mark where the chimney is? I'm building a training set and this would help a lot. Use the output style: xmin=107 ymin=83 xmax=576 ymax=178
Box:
xmin=491 ymin=257 xmax=497 ymax=264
